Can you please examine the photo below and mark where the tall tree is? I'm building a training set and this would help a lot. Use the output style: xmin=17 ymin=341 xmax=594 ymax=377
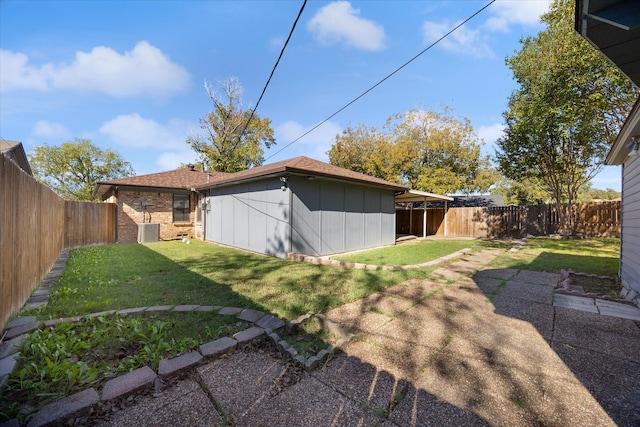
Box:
xmin=328 ymin=108 xmax=495 ymax=194
xmin=495 ymin=0 xmax=638 ymax=233
xmin=491 ymin=177 xmax=549 ymax=205
xmin=186 ymin=78 xmax=276 ymax=173
xmin=30 ymin=138 xmax=134 ymax=201
xmin=328 ymin=124 xmax=399 ymax=183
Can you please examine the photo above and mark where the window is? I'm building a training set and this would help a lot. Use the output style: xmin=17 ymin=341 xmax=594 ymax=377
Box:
xmin=173 ymin=194 xmax=190 ymax=222
xmin=195 ymin=194 xmax=202 ymax=222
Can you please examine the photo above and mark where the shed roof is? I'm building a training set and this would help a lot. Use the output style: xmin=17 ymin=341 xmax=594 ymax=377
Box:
xmin=196 ymin=156 xmax=408 ymax=192
xmin=0 ymin=140 xmax=33 ymax=176
xmin=395 ymin=189 xmax=453 ymax=203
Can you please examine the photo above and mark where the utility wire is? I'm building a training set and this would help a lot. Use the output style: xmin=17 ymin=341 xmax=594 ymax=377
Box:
xmin=265 ymin=0 xmax=496 ymax=161
xmin=238 ymin=0 xmax=307 ymax=141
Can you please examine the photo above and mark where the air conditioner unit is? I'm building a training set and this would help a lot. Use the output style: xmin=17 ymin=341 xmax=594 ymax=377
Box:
xmin=138 ymin=223 xmax=160 ymax=243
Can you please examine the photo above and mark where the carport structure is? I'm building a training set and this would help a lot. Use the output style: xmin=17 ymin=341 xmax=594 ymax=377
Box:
xmin=395 ymin=190 xmax=453 ymax=238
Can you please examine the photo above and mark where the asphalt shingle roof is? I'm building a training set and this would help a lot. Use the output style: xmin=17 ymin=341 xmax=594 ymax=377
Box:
xmin=196 ymin=156 xmax=407 ymax=191
xmin=95 ymin=156 xmax=407 ymax=199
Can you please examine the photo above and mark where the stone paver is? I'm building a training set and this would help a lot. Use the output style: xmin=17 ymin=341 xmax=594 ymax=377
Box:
xmin=241 ymin=375 xmax=382 ymax=427
xmin=200 ymin=336 xmax=237 ymax=357
xmin=173 ymin=304 xmax=200 ymax=312
xmin=198 ymin=351 xmax=281 ymax=420
xmin=4 ymin=321 xmax=40 ymax=340
xmin=158 ymin=351 xmax=203 ymax=377
xmin=0 ymin=335 xmax=24 ymax=359
xmin=117 ymin=307 xmax=148 ymax=315
xmin=514 ymin=270 xmax=561 ymax=286
xmin=233 ymin=326 xmax=264 ymax=343
xmin=553 ymin=307 xmax=640 ymax=361
xmin=554 ymin=293 xmax=599 ymax=313
xmin=145 ymin=305 xmax=174 ymax=312
xmin=496 ymin=279 xmax=554 ymax=304
xmin=0 ymin=352 xmax=20 ymax=377
xmin=237 ymin=309 xmax=265 ymax=323
xmin=26 ymin=388 xmax=99 ymax=427
xmin=101 ymin=366 xmax=156 ymax=401
xmin=93 ymin=379 xmax=222 ymax=427
xmin=473 ymin=267 xmax=519 ymax=281
xmin=256 ymin=314 xmax=286 ymax=330
xmin=312 ymin=353 xmax=406 ymax=412
xmin=4 ymin=316 xmax=36 ymax=330
xmin=430 ymin=268 xmax=461 ymax=281
xmin=387 ymin=385 xmax=489 ymax=427
xmin=596 ymin=299 xmax=640 ymax=320
xmin=218 ymin=307 xmax=243 ymax=315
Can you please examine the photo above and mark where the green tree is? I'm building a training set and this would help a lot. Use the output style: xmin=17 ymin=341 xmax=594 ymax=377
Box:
xmin=328 ymin=108 xmax=495 ymax=194
xmin=578 ymin=185 xmax=621 ymax=202
xmin=328 ymin=124 xmax=400 ymax=183
xmin=491 ymin=177 xmax=549 ymax=205
xmin=495 ymin=0 xmax=637 ymax=233
xmin=29 ymin=138 xmax=134 ymax=201
xmin=186 ymin=78 xmax=276 ymax=173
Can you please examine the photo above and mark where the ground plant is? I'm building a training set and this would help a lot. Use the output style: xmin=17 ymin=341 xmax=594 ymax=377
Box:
xmin=0 ymin=311 xmax=244 ymax=421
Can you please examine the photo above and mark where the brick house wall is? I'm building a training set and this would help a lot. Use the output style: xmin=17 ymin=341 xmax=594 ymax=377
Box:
xmin=106 ymin=189 xmax=201 ymax=242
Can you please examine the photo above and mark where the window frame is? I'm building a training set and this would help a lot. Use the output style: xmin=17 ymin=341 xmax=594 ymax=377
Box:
xmin=173 ymin=194 xmax=191 ymax=223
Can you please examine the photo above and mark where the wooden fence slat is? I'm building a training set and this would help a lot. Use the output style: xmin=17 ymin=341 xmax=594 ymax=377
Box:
xmin=1 ymin=155 xmax=117 ymax=330
xmin=396 ymin=201 xmax=620 ymax=239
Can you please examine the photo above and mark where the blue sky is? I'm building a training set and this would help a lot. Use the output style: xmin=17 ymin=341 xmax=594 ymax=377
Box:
xmin=0 ymin=0 xmax=622 ymax=191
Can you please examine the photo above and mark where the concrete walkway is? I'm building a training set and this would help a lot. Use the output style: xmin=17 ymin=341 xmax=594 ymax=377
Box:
xmin=3 ymin=248 xmax=640 ymax=426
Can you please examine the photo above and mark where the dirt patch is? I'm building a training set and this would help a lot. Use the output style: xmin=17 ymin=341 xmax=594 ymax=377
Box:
xmin=556 ymin=271 xmax=625 ymax=300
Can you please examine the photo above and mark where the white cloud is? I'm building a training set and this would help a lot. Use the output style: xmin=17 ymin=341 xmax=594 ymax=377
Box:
xmin=99 ymin=113 xmax=190 ymax=150
xmin=0 ymin=41 xmax=190 ymax=98
xmin=484 ymin=0 xmax=552 ymax=32
xmin=31 ymin=120 xmax=71 ymax=139
xmin=422 ymin=20 xmax=493 ymax=59
xmin=156 ymin=150 xmax=200 ymax=171
xmin=307 ymin=1 xmax=386 ymax=51
xmin=477 ymin=123 xmax=505 ymax=146
xmin=0 ymin=50 xmax=49 ymax=91
xmin=275 ymin=120 xmax=342 ymax=161
xmin=422 ymin=0 xmax=551 ymax=58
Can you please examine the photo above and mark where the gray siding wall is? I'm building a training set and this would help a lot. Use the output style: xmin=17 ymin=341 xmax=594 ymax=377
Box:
xmin=621 ymin=157 xmax=640 ymax=295
xmin=290 ymin=176 xmax=396 ymax=256
xmin=205 ymin=179 xmax=290 ymax=258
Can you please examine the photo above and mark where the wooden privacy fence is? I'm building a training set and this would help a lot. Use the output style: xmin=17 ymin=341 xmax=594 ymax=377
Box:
xmin=1 ymin=154 xmax=116 ymax=330
xmin=397 ymin=201 xmax=620 ymax=239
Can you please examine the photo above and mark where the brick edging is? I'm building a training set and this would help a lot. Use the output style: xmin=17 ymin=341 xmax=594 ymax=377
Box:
xmin=287 ymin=248 xmax=475 ymax=270
xmin=1 ymin=305 xmax=352 ymax=426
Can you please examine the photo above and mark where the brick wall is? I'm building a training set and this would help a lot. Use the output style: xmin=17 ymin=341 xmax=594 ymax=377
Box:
xmin=107 ymin=190 xmax=200 ymax=242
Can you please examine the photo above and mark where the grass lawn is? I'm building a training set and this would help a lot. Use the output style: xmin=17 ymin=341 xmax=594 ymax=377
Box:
xmin=332 ymin=239 xmax=511 ymax=265
xmin=33 ymin=240 xmax=436 ymax=321
xmin=488 ymin=237 xmax=620 ymax=276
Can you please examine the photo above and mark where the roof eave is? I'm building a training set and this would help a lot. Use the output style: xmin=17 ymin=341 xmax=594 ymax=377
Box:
xmin=395 ymin=189 xmax=454 ymax=203
xmin=197 ymin=165 xmax=408 ymax=192
xmin=606 ymin=98 xmax=640 ymax=165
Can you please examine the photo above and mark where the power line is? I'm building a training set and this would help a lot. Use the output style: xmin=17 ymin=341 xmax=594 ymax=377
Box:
xmin=265 ymin=0 xmax=496 ymax=161
xmin=238 ymin=0 xmax=307 ymax=141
